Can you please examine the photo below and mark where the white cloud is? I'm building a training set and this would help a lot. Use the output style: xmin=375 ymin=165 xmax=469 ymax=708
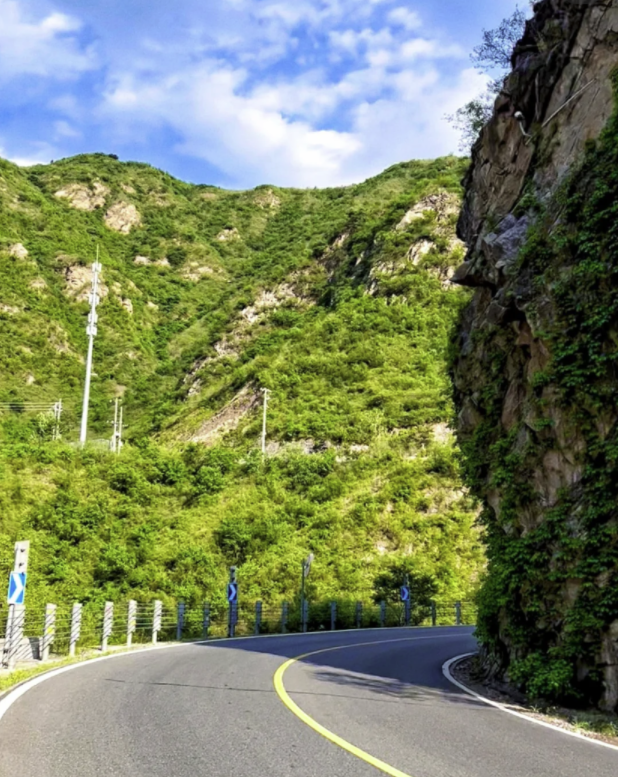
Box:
xmin=0 ymin=0 xmax=96 ymax=81
xmin=54 ymin=120 xmax=81 ymax=139
xmin=387 ymin=7 xmax=422 ymax=31
xmin=0 ymin=140 xmax=56 ymax=167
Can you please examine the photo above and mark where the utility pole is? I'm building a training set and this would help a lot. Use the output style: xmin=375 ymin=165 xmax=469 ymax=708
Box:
xmin=118 ymin=403 xmax=124 ymax=452
xmin=79 ymin=253 xmax=102 ymax=447
xmin=110 ymin=398 xmax=119 ymax=453
xmin=52 ymin=399 xmax=62 ymax=441
xmin=110 ymin=398 xmax=124 ymax=453
xmin=300 ymin=553 xmax=314 ymax=633
xmin=261 ymin=388 xmax=270 ymax=455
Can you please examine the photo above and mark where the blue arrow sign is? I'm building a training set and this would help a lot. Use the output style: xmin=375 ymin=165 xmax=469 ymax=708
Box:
xmin=227 ymin=582 xmax=238 ymax=603
xmin=7 ymin=572 xmax=26 ymax=605
xmin=400 ymin=585 xmax=410 ymax=603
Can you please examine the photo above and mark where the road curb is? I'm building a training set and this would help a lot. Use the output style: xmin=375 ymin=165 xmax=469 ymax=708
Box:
xmin=442 ymin=653 xmax=618 ymax=754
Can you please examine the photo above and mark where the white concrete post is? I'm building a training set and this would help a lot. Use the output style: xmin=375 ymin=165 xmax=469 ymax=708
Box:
xmin=152 ymin=600 xmax=162 ymax=644
xmin=101 ymin=601 xmax=113 ymax=652
xmin=127 ymin=600 xmax=137 ymax=646
xmin=41 ymin=604 xmax=57 ymax=661
xmin=69 ymin=603 xmax=82 ymax=657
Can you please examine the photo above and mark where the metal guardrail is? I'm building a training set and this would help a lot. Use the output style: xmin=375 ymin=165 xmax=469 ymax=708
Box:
xmin=0 ymin=597 xmax=476 ymax=668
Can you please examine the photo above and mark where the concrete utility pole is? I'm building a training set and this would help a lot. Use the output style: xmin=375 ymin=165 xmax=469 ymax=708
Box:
xmin=261 ymin=388 xmax=270 ymax=455
xmin=110 ymin=399 xmax=124 ymax=453
xmin=52 ymin=399 xmax=62 ymax=441
xmin=79 ymin=253 xmax=102 ymax=446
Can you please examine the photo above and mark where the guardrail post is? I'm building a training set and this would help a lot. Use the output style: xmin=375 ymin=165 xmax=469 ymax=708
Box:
xmin=176 ymin=601 xmax=185 ymax=641
xmin=202 ymin=603 xmax=210 ymax=639
xmin=455 ymin=601 xmax=461 ymax=626
xmin=431 ymin=601 xmax=437 ymax=627
xmin=281 ymin=601 xmax=288 ymax=634
xmin=101 ymin=601 xmax=113 ymax=652
xmin=254 ymin=601 xmax=262 ymax=636
xmin=330 ymin=601 xmax=337 ymax=630
xmin=380 ymin=600 xmax=386 ymax=627
xmin=2 ymin=604 xmax=26 ymax=669
xmin=127 ymin=600 xmax=137 ymax=646
xmin=69 ymin=603 xmax=82 ymax=657
xmin=356 ymin=602 xmax=362 ymax=629
xmin=41 ymin=603 xmax=56 ymax=661
xmin=152 ymin=600 xmax=162 ymax=644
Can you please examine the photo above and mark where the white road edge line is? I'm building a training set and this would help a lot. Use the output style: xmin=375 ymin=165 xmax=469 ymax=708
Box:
xmin=443 ymin=653 xmax=618 ymax=754
xmin=0 ymin=626 xmax=468 ymax=724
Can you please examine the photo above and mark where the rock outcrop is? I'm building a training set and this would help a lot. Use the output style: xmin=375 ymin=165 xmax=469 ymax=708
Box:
xmin=453 ymin=0 xmax=618 ymax=710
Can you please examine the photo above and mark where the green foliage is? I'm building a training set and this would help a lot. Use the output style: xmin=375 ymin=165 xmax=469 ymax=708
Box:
xmin=0 ymin=152 xmax=484 ymax=613
xmin=460 ymin=70 xmax=618 ymax=708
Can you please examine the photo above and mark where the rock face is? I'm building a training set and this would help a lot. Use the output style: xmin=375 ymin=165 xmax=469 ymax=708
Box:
xmin=55 ymin=182 xmax=109 ymax=210
xmin=104 ymin=202 xmax=141 ymax=233
xmin=453 ymin=0 xmax=618 ymax=710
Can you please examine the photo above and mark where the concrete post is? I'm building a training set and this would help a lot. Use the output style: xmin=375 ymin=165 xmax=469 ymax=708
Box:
xmin=379 ymin=600 xmax=386 ymax=627
xmin=330 ymin=601 xmax=337 ymax=631
xmin=431 ymin=601 xmax=437 ymax=627
xmin=176 ymin=602 xmax=185 ymax=641
xmin=152 ymin=600 xmax=162 ymax=644
xmin=2 ymin=604 xmax=26 ymax=669
xmin=254 ymin=601 xmax=262 ymax=636
xmin=202 ymin=604 xmax=210 ymax=639
xmin=69 ymin=603 xmax=82 ymax=657
xmin=356 ymin=602 xmax=362 ymax=629
xmin=41 ymin=603 xmax=57 ymax=661
xmin=101 ymin=601 xmax=113 ymax=652
xmin=455 ymin=601 xmax=461 ymax=626
xmin=281 ymin=601 xmax=288 ymax=634
xmin=127 ymin=600 xmax=137 ymax=646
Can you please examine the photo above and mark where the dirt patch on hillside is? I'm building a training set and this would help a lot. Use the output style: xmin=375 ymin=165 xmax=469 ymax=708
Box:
xmin=183 ymin=387 xmax=261 ymax=444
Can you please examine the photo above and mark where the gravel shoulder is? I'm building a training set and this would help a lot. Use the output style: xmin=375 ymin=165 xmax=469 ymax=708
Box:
xmin=452 ymin=655 xmax=618 ymax=748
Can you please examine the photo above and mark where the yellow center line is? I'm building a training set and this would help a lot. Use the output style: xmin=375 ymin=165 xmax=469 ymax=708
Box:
xmin=273 ymin=634 xmax=461 ymax=777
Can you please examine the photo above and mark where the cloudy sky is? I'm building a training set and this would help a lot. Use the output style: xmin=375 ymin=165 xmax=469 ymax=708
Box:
xmin=0 ymin=0 xmax=521 ymax=188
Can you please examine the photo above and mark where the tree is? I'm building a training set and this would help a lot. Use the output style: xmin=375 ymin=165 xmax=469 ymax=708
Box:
xmin=447 ymin=7 xmax=528 ymax=151
xmin=372 ymin=559 xmax=438 ymax=625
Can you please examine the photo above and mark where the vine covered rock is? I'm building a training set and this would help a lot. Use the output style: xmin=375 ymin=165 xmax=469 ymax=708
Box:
xmin=453 ymin=0 xmax=618 ymax=710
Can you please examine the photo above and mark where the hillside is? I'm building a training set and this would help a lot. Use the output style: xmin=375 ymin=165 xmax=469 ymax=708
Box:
xmin=0 ymin=153 xmax=484 ymax=614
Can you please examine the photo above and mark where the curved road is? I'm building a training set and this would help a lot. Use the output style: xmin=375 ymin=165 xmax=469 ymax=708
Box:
xmin=0 ymin=627 xmax=616 ymax=777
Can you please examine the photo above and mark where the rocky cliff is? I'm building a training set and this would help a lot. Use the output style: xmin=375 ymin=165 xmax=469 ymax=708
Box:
xmin=453 ymin=0 xmax=618 ymax=709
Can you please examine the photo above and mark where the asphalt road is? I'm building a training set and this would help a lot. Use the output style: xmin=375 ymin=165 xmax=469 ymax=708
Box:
xmin=0 ymin=627 xmax=616 ymax=777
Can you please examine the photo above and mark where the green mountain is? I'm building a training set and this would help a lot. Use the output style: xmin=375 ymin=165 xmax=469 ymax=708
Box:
xmin=0 ymin=152 xmax=483 ymax=614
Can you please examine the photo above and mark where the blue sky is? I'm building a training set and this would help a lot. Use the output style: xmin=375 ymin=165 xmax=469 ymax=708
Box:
xmin=0 ymin=0 xmax=522 ymax=188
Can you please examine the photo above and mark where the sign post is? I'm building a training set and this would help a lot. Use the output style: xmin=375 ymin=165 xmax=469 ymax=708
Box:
xmin=2 ymin=541 xmax=30 ymax=669
xmin=280 ymin=601 xmax=288 ymax=634
xmin=202 ymin=603 xmax=210 ymax=639
xmin=176 ymin=602 xmax=185 ymax=641
xmin=400 ymin=576 xmax=411 ymax=627
xmin=227 ymin=567 xmax=238 ymax=638
xmin=254 ymin=601 xmax=262 ymax=636
xmin=300 ymin=553 xmax=314 ymax=634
